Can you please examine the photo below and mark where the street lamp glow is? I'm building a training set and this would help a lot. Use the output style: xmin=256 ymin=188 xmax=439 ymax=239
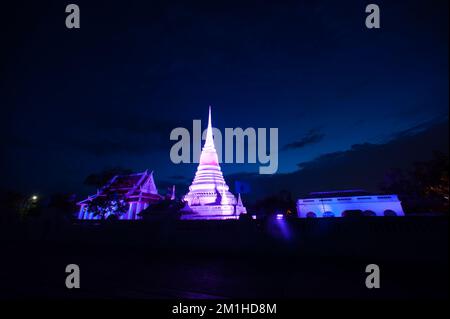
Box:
xmin=31 ymin=195 xmax=38 ymax=201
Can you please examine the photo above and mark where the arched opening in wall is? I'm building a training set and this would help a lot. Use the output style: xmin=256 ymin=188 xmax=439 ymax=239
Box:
xmin=384 ymin=209 xmax=397 ymax=216
xmin=306 ymin=212 xmax=317 ymax=218
xmin=342 ymin=210 xmax=363 ymax=217
xmin=363 ymin=210 xmax=377 ymax=217
xmin=323 ymin=211 xmax=335 ymax=218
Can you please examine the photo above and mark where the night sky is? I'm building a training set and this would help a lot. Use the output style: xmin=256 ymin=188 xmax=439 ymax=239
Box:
xmin=1 ymin=0 xmax=448 ymax=201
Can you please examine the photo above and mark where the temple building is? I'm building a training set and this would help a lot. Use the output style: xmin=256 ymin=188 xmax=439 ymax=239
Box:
xmin=77 ymin=170 xmax=163 ymax=220
xmin=296 ymin=190 xmax=405 ymax=218
xmin=181 ymin=107 xmax=247 ymax=220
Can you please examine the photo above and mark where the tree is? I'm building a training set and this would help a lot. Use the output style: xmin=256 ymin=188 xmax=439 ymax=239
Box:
xmin=86 ymin=192 xmax=129 ymax=220
xmin=380 ymin=151 xmax=449 ymax=214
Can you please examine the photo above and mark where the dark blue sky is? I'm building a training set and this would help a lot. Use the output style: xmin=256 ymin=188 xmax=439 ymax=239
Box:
xmin=1 ymin=0 xmax=448 ymax=199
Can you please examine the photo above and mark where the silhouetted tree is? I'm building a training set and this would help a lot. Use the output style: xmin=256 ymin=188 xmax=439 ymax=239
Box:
xmin=86 ymin=192 xmax=129 ymax=220
xmin=252 ymin=190 xmax=295 ymax=216
xmin=47 ymin=193 xmax=78 ymax=221
xmin=138 ymin=198 xmax=183 ymax=220
xmin=412 ymin=151 xmax=449 ymax=200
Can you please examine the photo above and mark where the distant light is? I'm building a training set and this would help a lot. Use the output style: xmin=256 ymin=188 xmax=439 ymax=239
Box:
xmin=31 ymin=195 xmax=38 ymax=201
xmin=276 ymin=214 xmax=284 ymax=220
xmin=251 ymin=215 xmax=257 ymax=220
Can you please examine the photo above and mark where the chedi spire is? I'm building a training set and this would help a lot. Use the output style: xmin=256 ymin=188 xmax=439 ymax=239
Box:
xmin=181 ymin=107 xmax=247 ymax=220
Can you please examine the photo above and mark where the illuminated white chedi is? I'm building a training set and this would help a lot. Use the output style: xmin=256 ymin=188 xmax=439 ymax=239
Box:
xmin=181 ymin=107 xmax=247 ymax=220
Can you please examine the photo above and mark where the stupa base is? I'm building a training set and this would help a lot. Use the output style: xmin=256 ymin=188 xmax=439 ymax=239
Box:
xmin=180 ymin=205 xmax=246 ymax=220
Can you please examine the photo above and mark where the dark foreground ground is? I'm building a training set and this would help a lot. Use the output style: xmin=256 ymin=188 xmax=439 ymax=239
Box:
xmin=0 ymin=216 xmax=448 ymax=299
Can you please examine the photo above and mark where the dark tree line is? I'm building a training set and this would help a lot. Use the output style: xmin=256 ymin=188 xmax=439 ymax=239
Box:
xmin=84 ymin=167 xmax=134 ymax=188
xmin=250 ymin=190 xmax=296 ymax=217
xmin=0 ymin=190 xmax=77 ymax=224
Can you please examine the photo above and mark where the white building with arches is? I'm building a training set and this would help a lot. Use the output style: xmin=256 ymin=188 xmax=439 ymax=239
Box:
xmin=296 ymin=190 xmax=405 ymax=218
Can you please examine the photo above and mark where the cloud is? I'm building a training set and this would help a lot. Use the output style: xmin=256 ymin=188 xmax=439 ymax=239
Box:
xmin=282 ymin=129 xmax=325 ymax=151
